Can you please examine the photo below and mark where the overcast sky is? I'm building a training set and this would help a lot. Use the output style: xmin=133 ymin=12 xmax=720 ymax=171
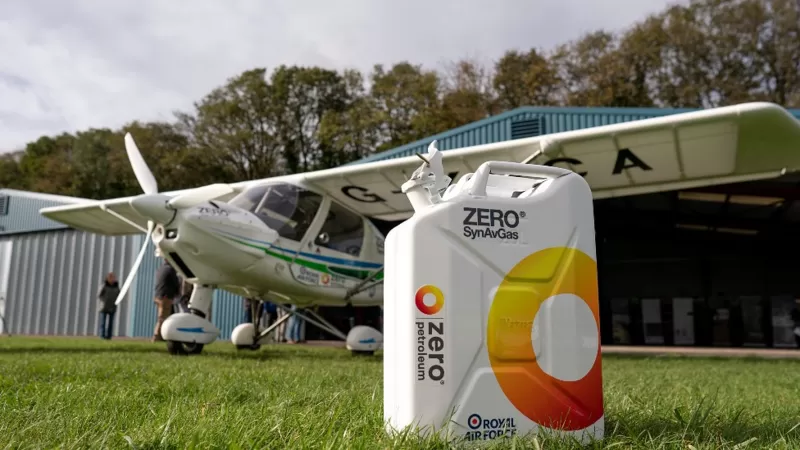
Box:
xmin=0 ymin=0 xmax=683 ymax=153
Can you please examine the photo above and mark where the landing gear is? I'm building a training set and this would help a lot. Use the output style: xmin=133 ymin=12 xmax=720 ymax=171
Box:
xmin=273 ymin=303 xmax=382 ymax=355
xmin=231 ymin=297 xmax=291 ymax=350
xmin=161 ymin=285 xmax=219 ymax=356
xmin=229 ymin=298 xmax=383 ymax=356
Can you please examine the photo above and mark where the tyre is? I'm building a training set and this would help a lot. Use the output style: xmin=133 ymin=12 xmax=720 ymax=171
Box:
xmin=236 ymin=343 xmax=261 ymax=351
xmin=167 ymin=340 xmax=204 ymax=355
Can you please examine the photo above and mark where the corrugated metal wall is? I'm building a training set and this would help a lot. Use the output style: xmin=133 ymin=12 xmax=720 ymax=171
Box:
xmin=0 ymin=190 xmax=78 ymax=235
xmin=351 ymin=106 xmax=800 ymax=165
xmin=0 ymin=191 xmax=251 ymax=341
xmin=2 ymin=229 xmax=139 ymax=337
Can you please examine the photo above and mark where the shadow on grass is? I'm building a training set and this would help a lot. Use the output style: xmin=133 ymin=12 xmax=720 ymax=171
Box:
xmin=203 ymin=346 xmax=384 ymax=363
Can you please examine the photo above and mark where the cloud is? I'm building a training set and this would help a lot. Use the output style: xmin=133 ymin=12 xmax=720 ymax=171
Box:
xmin=0 ymin=0 xmax=680 ymax=153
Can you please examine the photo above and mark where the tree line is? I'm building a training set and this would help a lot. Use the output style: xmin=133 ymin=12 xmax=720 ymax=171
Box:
xmin=1 ymin=0 xmax=798 ymax=200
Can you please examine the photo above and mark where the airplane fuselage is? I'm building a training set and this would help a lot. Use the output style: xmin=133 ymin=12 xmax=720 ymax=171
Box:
xmin=152 ymin=180 xmax=385 ymax=308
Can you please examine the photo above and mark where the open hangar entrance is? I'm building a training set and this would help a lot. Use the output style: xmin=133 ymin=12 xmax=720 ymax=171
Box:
xmin=597 ymin=172 xmax=800 ymax=348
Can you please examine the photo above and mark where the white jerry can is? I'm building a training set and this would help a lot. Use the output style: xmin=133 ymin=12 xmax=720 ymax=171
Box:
xmin=383 ymin=153 xmax=604 ymax=445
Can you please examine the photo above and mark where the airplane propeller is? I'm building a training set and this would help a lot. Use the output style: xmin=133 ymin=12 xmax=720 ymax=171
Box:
xmin=114 ymin=133 xmax=233 ymax=306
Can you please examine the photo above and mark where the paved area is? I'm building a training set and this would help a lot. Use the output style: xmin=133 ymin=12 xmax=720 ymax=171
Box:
xmin=602 ymin=345 xmax=800 ymax=359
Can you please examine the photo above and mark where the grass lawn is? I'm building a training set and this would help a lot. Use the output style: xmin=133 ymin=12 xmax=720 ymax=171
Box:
xmin=1 ymin=337 xmax=800 ymax=449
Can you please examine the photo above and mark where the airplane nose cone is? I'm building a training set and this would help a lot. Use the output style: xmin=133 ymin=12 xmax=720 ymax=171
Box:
xmin=129 ymin=194 xmax=173 ymax=224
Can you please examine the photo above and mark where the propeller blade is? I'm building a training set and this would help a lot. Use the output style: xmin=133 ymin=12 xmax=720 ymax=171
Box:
xmin=167 ymin=183 xmax=235 ymax=209
xmin=124 ymin=133 xmax=158 ymax=195
xmin=115 ymin=220 xmax=154 ymax=306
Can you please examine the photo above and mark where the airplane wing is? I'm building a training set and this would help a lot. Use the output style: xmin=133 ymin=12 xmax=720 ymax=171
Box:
xmin=41 ymin=196 xmax=151 ymax=235
xmin=302 ymin=102 xmax=800 ymax=221
xmin=39 ymin=185 xmax=250 ymax=236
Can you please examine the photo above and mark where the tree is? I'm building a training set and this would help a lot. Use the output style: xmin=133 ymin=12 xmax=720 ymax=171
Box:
xmin=317 ymin=70 xmax=383 ymax=167
xmin=176 ymin=68 xmax=282 ymax=182
xmin=0 ymin=155 xmax=26 ymax=191
xmin=753 ymin=0 xmax=800 ymax=106
xmin=269 ymin=65 xmax=352 ymax=173
xmin=650 ymin=0 xmax=799 ymax=108
xmin=69 ymin=128 xmax=125 ymax=199
xmin=17 ymin=134 xmax=76 ymax=196
xmin=369 ymin=62 xmax=442 ymax=151
xmin=492 ymin=49 xmax=562 ymax=108
xmin=553 ymin=29 xmax=660 ymax=107
xmin=435 ymin=58 xmax=500 ymax=130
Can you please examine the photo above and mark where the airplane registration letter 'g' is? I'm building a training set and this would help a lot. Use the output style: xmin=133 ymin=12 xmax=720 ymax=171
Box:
xmin=341 ymin=186 xmax=386 ymax=203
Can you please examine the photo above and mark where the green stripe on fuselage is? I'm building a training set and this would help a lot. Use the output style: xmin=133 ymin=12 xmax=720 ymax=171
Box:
xmin=220 ymin=235 xmax=383 ymax=281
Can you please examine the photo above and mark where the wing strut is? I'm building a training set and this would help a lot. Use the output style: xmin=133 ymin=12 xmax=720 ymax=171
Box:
xmin=99 ymin=204 xmax=149 ymax=233
xmin=345 ymin=266 xmax=384 ymax=301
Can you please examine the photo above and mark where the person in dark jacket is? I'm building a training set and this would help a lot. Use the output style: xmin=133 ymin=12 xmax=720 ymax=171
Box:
xmin=243 ymin=297 xmax=254 ymax=324
xmin=153 ymin=257 xmax=180 ymax=342
xmin=97 ymin=272 xmax=120 ymax=340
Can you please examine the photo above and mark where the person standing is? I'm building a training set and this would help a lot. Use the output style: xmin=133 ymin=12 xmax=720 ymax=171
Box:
xmin=792 ymin=299 xmax=800 ymax=348
xmin=275 ymin=306 xmax=288 ymax=343
xmin=154 ymin=257 xmax=180 ymax=342
xmin=243 ymin=297 xmax=254 ymax=324
xmin=97 ymin=272 xmax=120 ymax=340
xmin=263 ymin=301 xmax=277 ymax=328
xmin=286 ymin=305 xmax=306 ymax=344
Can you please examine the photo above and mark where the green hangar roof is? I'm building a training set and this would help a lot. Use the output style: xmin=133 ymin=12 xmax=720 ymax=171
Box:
xmin=348 ymin=105 xmax=800 ymax=166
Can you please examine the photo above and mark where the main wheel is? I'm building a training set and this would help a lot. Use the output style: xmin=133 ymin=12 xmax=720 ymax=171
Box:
xmin=166 ymin=340 xmax=204 ymax=355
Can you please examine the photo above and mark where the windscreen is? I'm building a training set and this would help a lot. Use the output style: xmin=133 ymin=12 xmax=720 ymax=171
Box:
xmin=229 ymin=183 xmax=322 ymax=241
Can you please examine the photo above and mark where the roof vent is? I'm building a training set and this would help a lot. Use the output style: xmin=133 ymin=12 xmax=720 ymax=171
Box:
xmin=510 ymin=117 xmax=545 ymax=140
xmin=0 ymin=195 xmax=8 ymax=216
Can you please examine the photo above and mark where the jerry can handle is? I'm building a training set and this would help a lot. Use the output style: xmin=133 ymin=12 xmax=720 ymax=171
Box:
xmin=467 ymin=161 xmax=572 ymax=197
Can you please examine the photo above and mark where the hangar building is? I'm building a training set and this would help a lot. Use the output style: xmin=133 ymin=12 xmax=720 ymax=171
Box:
xmin=3 ymin=104 xmax=800 ymax=348
xmin=0 ymin=189 xmax=244 ymax=339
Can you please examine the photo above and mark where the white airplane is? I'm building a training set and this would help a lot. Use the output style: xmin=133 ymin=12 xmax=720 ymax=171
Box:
xmin=39 ymin=101 xmax=800 ymax=356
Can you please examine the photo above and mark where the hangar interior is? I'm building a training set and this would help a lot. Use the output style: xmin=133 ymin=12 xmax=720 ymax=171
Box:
xmin=596 ymin=173 xmax=800 ymax=348
xmin=3 ymin=104 xmax=800 ymax=348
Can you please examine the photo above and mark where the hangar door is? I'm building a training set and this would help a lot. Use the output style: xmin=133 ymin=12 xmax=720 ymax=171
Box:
xmin=0 ymin=240 xmax=11 ymax=334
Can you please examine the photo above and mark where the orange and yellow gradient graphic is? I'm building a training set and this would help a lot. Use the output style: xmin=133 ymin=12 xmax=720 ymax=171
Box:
xmin=415 ymin=285 xmax=444 ymax=315
xmin=487 ymin=246 xmax=603 ymax=431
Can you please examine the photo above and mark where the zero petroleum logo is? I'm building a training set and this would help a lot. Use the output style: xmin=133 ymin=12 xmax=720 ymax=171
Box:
xmin=464 ymin=413 xmax=518 ymax=441
xmin=415 ymin=285 xmax=444 ymax=315
xmin=414 ymin=285 xmax=445 ymax=384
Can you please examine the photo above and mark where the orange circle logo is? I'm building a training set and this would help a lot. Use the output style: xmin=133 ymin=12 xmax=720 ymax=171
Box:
xmin=487 ymin=246 xmax=603 ymax=431
xmin=415 ymin=285 xmax=444 ymax=315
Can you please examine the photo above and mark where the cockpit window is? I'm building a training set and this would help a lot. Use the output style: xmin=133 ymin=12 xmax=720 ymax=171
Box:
xmin=316 ymin=201 xmax=365 ymax=257
xmin=229 ymin=185 xmax=267 ymax=212
xmin=229 ymin=183 xmax=323 ymax=241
